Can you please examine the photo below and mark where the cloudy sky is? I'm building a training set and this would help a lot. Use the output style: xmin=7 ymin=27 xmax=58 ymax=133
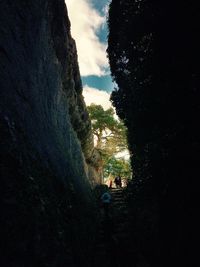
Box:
xmin=66 ymin=0 xmax=113 ymax=110
xmin=66 ymin=0 xmax=130 ymax=160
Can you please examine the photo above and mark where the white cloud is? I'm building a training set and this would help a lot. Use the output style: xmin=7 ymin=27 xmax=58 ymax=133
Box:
xmin=66 ymin=0 xmax=108 ymax=76
xmin=82 ymin=85 xmax=112 ymax=110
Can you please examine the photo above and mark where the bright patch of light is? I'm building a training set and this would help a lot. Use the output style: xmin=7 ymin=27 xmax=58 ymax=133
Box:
xmin=82 ymin=85 xmax=112 ymax=110
xmin=115 ymin=149 xmax=130 ymax=161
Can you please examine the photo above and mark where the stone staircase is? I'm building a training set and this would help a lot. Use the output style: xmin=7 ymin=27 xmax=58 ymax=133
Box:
xmin=92 ymin=188 xmax=135 ymax=267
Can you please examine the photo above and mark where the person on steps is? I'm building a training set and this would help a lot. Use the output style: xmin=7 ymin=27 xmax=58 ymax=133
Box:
xmin=101 ymin=189 xmax=112 ymax=218
xmin=114 ymin=175 xmax=122 ymax=188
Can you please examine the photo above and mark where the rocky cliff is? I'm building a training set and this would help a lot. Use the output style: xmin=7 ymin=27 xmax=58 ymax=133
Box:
xmin=0 ymin=1 xmax=99 ymax=266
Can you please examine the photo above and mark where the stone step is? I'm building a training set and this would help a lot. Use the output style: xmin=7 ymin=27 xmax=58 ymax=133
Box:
xmin=112 ymin=201 xmax=126 ymax=205
xmin=113 ymin=203 xmax=125 ymax=206
xmin=93 ymin=187 xmax=133 ymax=266
xmin=111 ymin=190 xmax=124 ymax=194
xmin=112 ymin=197 xmax=125 ymax=201
xmin=112 ymin=196 xmax=124 ymax=200
xmin=113 ymin=196 xmax=124 ymax=200
xmin=112 ymin=200 xmax=126 ymax=203
xmin=111 ymin=191 xmax=124 ymax=195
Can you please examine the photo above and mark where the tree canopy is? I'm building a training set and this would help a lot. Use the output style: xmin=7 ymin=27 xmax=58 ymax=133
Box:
xmin=87 ymin=103 xmax=131 ymax=180
xmin=104 ymin=156 xmax=132 ymax=179
xmin=107 ymin=1 xmax=200 ymax=266
xmin=87 ymin=103 xmax=127 ymax=155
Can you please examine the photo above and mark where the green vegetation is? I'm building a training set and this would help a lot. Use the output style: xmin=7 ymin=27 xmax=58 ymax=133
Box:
xmin=104 ymin=156 xmax=132 ymax=179
xmin=106 ymin=1 xmax=200 ymax=266
xmin=87 ymin=103 xmax=132 ymax=183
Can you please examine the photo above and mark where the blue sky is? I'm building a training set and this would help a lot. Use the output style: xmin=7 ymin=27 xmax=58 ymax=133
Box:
xmin=82 ymin=75 xmax=114 ymax=93
xmin=66 ymin=0 xmax=130 ymax=160
xmin=66 ymin=0 xmax=114 ymax=109
xmin=81 ymin=0 xmax=109 ymax=43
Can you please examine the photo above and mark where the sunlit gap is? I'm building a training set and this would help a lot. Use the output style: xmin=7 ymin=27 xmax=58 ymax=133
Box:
xmin=67 ymin=0 xmax=132 ymax=186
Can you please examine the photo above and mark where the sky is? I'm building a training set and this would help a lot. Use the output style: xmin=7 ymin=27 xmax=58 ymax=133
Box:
xmin=66 ymin=0 xmax=130 ymax=161
xmin=66 ymin=0 xmax=114 ymax=110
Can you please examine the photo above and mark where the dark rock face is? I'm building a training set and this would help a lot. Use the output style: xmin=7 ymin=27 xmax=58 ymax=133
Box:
xmin=107 ymin=1 xmax=200 ymax=267
xmin=0 ymin=1 xmax=97 ymax=266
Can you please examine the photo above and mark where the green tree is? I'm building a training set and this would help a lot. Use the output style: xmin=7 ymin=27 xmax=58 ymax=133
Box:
xmin=87 ymin=103 xmax=131 ymax=181
xmin=87 ymin=103 xmax=127 ymax=156
xmin=104 ymin=156 xmax=132 ymax=179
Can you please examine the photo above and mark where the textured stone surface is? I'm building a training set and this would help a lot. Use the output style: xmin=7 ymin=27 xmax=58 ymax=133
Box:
xmin=0 ymin=1 xmax=98 ymax=266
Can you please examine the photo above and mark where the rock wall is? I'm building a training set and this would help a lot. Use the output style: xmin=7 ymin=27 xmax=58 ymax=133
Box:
xmin=0 ymin=1 xmax=98 ymax=266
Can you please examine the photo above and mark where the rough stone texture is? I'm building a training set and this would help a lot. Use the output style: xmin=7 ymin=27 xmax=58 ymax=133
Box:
xmin=0 ymin=1 xmax=98 ymax=266
xmin=86 ymin=148 xmax=103 ymax=185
